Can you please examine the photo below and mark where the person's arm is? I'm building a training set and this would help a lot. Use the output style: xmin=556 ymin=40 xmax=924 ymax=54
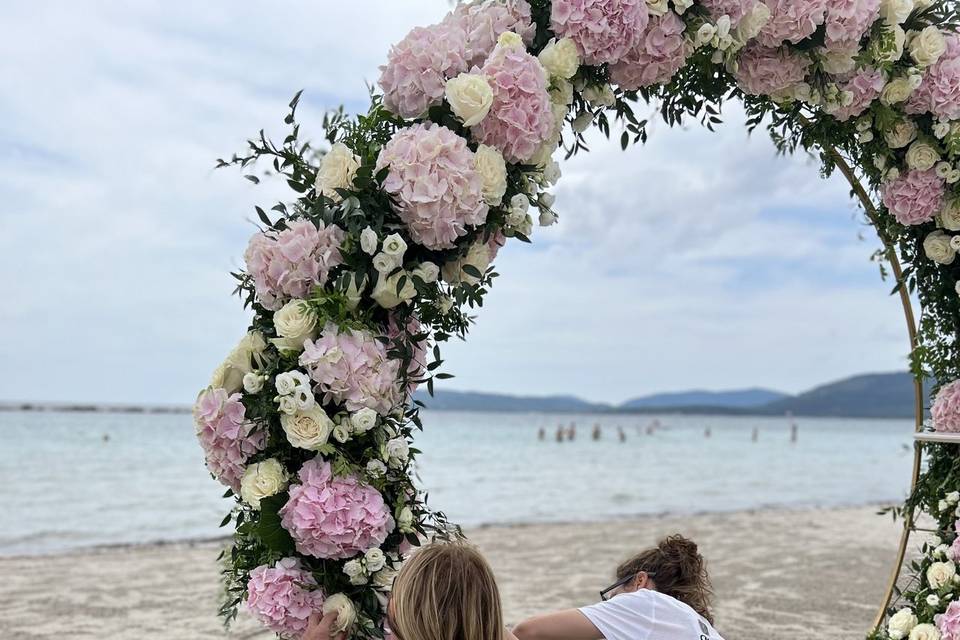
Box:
xmin=513 ymin=610 xmax=604 ymax=640
xmin=303 ymin=611 xmax=348 ymax=640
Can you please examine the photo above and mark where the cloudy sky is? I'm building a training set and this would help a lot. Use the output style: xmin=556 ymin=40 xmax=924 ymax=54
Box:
xmin=0 ymin=2 xmax=911 ymax=406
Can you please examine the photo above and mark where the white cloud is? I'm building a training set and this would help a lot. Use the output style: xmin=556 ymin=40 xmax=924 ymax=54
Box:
xmin=0 ymin=1 xmax=910 ymax=405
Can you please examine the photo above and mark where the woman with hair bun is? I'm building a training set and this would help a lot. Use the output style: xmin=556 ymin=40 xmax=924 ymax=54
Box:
xmin=514 ymin=534 xmax=723 ymax=640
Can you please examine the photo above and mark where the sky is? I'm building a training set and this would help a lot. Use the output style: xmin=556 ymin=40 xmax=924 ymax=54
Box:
xmin=0 ymin=2 xmax=913 ymax=406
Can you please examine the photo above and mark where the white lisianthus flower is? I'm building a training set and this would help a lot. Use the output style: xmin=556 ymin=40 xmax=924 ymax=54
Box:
xmin=332 ymin=422 xmax=351 ymax=444
xmin=937 ymin=544 xmax=952 ymax=558
xmin=510 ymin=193 xmax=530 ymax=215
xmin=924 ymin=230 xmax=957 ymax=265
xmin=543 ymin=160 xmax=562 ymax=185
xmin=242 ymin=372 xmax=265 ymax=394
xmin=881 ymin=0 xmax=914 ymax=25
xmin=928 ymin=594 xmax=941 ymax=606
xmin=344 ymin=275 xmax=367 ymax=310
xmin=396 ymin=506 xmax=415 ymax=533
xmin=697 ymin=23 xmax=717 ymax=47
xmin=882 ymin=77 xmax=917 ymax=105
xmin=366 ymin=459 xmax=388 ymax=478
xmin=820 ymin=47 xmax=858 ymax=74
xmin=441 ymin=241 xmax=493 ymax=285
xmin=951 ymin=236 xmax=960 ymax=251
xmin=910 ymin=26 xmax=947 ymax=67
xmin=411 ymin=261 xmax=440 ymax=284
xmin=360 ymin=227 xmax=378 ymax=255
xmin=281 ymin=406 xmax=333 ymax=450
xmin=315 ymin=143 xmax=360 ymax=201
xmin=351 ymin=407 xmax=378 ymax=433
xmin=364 ymin=548 xmax=386 ymax=573
xmin=343 ymin=559 xmax=367 ymax=582
xmin=711 ymin=15 xmax=733 ymax=50
xmin=474 ymin=144 xmax=508 ymax=206
xmin=948 ymin=491 xmax=960 ymax=505
xmin=949 ymin=170 xmax=960 ymax=184
xmin=886 ymin=167 xmax=901 ymax=182
xmin=940 ymin=498 xmax=950 ymax=513
xmin=373 ymin=251 xmax=401 ymax=274
xmin=277 ymin=395 xmax=298 ymax=415
xmin=272 ymin=299 xmax=318 ymax=353
xmin=906 ymin=141 xmax=940 ymax=171
xmin=909 ymin=623 xmax=941 ymax=640
xmin=385 ymin=437 xmax=410 ymax=468
xmin=928 ymin=561 xmax=957 ymax=589
xmin=275 ymin=372 xmax=299 ymax=396
xmin=674 ymin=0 xmax=694 ymax=13
xmin=938 ymin=162 xmax=953 ymax=178
xmin=646 ymin=0 xmax=668 ymax=16
xmin=322 ymin=594 xmax=357 ymax=633
xmin=382 ymin=233 xmax=407 ymax=259
xmin=372 ymin=566 xmax=398 ymax=590
xmin=538 ymin=38 xmax=580 ymax=80
xmin=239 ymin=459 xmax=289 ymax=510
xmin=888 ymin=608 xmax=919 ymax=640
xmin=371 ymin=270 xmax=417 ymax=309
xmin=497 ymin=31 xmax=524 ymax=49
xmin=935 ymin=122 xmax=952 ymax=139
xmin=445 ymin=73 xmax=494 ymax=127
xmin=539 ymin=209 xmax=558 ymax=227
xmin=885 ymin=120 xmax=919 ymax=148
xmin=583 ymin=84 xmax=616 ymax=108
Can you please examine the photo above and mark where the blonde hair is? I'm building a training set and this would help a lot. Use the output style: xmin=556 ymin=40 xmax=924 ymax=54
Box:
xmin=389 ymin=540 xmax=504 ymax=640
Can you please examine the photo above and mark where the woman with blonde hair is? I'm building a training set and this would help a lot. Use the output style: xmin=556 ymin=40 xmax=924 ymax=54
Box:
xmin=304 ymin=539 xmax=511 ymax=640
xmin=513 ymin=534 xmax=723 ymax=640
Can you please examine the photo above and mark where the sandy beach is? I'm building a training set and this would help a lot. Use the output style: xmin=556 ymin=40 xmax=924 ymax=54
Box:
xmin=0 ymin=505 xmax=910 ymax=640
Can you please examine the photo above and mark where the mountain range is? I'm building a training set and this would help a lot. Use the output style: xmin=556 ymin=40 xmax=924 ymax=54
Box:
xmin=412 ymin=371 xmax=925 ymax=419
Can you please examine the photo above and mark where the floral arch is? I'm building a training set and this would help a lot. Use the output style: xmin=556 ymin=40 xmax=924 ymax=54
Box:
xmin=197 ymin=1 xmax=960 ymax=638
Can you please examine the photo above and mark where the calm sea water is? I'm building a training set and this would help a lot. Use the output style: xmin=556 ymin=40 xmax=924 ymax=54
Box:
xmin=0 ymin=410 xmax=915 ymax=556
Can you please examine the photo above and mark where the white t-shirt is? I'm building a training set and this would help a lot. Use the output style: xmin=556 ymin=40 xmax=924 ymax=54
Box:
xmin=578 ymin=590 xmax=724 ymax=640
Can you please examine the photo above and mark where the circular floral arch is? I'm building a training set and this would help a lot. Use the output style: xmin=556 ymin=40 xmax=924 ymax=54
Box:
xmin=198 ymin=1 xmax=960 ymax=638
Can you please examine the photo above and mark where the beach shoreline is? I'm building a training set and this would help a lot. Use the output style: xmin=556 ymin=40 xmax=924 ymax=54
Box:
xmin=0 ymin=504 xmax=913 ymax=640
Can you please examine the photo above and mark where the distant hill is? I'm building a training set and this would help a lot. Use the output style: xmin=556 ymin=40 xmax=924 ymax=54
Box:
xmin=412 ymin=389 xmax=609 ymax=413
xmin=756 ymin=372 xmax=924 ymax=419
xmin=622 ymin=388 xmax=788 ymax=410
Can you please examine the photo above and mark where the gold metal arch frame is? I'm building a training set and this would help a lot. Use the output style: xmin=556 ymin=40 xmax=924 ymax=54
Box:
xmin=814 ymin=139 xmax=925 ymax=631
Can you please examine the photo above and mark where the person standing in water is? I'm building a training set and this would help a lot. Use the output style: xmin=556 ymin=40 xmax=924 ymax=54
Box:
xmin=617 ymin=426 xmax=626 ymax=443
xmin=592 ymin=424 xmax=602 ymax=441
xmin=538 ymin=427 xmax=546 ymax=441
xmin=556 ymin=425 xmax=565 ymax=442
xmin=751 ymin=427 xmax=758 ymax=443
xmin=568 ymin=422 xmax=577 ymax=441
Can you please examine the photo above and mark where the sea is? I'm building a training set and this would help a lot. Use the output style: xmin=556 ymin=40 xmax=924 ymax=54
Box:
xmin=0 ymin=410 xmax=916 ymax=556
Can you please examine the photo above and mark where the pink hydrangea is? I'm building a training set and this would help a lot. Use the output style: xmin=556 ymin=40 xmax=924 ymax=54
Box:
xmin=827 ymin=67 xmax=885 ymax=121
xmin=550 ymin=0 xmax=650 ymax=66
xmin=699 ymin=0 xmax=760 ymax=26
xmin=376 ymin=123 xmax=488 ymax=250
xmin=193 ymin=388 xmax=266 ymax=492
xmin=824 ymin=0 xmax=880 ymax=52
xmin=938 ymin=601 xmax=960 ymax=640
xmin=757 ymin=0 xmax=828 ymax=48
xmin=246 ymin=557 xmax=325 ymax=639
xmin=609 ymin=12 xmax=690 ymax=90
xmin=443 ymin=0 xmax=536 ymax=68
xmin=299 ymin=322 xmax=402 ymax=414
xmin=906 ymin=35 xmax=960 ymax=121
xmin=932 ymin=380 xmax=960 ymax=433
xmin=473 ymin=42 xmax=555 ymax=163
xmin=881 ymin=168 xmax=945 ymax=226
xmin=244 ymin=220 xmax=345 ymax=311
xmin=280 ymin=458 xmax=394 ymax=560
xmin=378 ymin=21 xmax=469 ymax=119
xmin=734 ymin=44 xmax=811 ymax=97
xmin=949 ymin=535 xmax=960 ymax=562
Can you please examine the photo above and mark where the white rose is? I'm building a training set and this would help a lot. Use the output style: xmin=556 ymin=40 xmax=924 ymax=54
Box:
xmin=949 ymin=169 xmax=960 ymax=184
xmin=949 ymin=491 xmax=960 ymax=505
xmin=360 ymin=227 xmax=378 ymax=255
xmin=441 ymin=241 xmax=493 ymax=285
xmin=928 ymin=561 xmax=957 ymax=589
xmin=351 ymin=407 xmax=378 ymax=433
xmin=396 ymin=506 xmax=415 ymax=533
xmin=697 ymin=24 xmax=717 ymax=47
xmin=910 ymin=26 xmax=947 ymax=67
xmin=924 ymin=231 xmax=957 ymax=265
xmin=281 ymin=405 xmax=333 ymax=450
xmin=373 ymin=251 xmax=401 ymax=274
xmin=215 ymin=332 xmax=267 ymax=393
xmin=275 ymin=372 xmax=298 ymax=396
xmin=928 ymin=594 xmax=941 ymax=606
xmin=938 ymin=161 xmax=953 ymax=178
xmin=411 ymin=261 xmax=440 ymax=284
xmin=935 ymin=122 xmax=952 ymax=138
xmin=474 ymin=144 xmax=508 ymax=206
xmin=242 ymin=372 xmax=265 ymax=394
xmin=366 ymin=459 xmax=388 ymax=478
xmin=385 ymin=437 xmax=410 ymax=467
xmin=272 ymin=300 xmax=317 ymax=353
xmin=543 ymin=160 xmax=562 ymax=185
xmin=446 ymin=73 xmax=494 ymax=127
xmin=277 ymin=395 xmax=298 ymax=415
xmin=322 ymin=593 xmax=357 ymax=634
xmin=888 ymin=608 xmax=919 ymax=640
xmin=940 ymin=499 xmax=950 ymax=513
xmin=372 ymin=567 xmax=398 ymax=590
xmin=497 ymin=31 xmax=524 ymax=49
xmin=885 ymin=120 xmax=919 ymax=148
xmin=909 ymin=623 xmax=941 ymax=640
xmin=316 ymin=142 xmax=361 ymax=201
xmin=239 ymin=459 xmax=289 ymax=510
xmin=539 ymin=209 xmax=558 ymax=226
xmin=510 ymin=193 xmax=529 ymax=215
xmin=646 ymin=0 xmax=668 ymax=16
xmin=382 ymin=233 xmax=407 ymax=259
xmin=538 ymin=38 xmax=580 ymax=80
xmin=882 ymin=77 xmax=917 ymax=106
xmin=907 ymin=141 xmax=940 ymax=171
xmin=881 ymin=0 xmax=914 ymax=25
xmin=371 ymin=270 xmax=417 ymax=309
xmin=364 ymin=548 xmax=386 ymax=572
xmin=332 ymin=422 xmax=351 ymax=444
xmin=343 ymin=559 xmax=367 ymax=580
